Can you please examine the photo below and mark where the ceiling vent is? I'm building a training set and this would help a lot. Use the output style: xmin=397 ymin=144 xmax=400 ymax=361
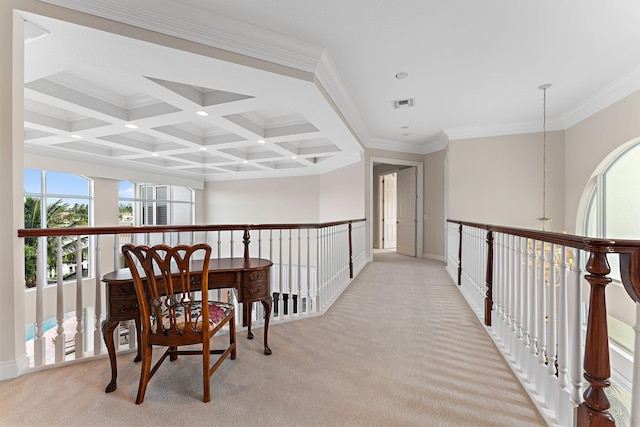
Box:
xmin=391 ymin=98 xmax=415 ymax=109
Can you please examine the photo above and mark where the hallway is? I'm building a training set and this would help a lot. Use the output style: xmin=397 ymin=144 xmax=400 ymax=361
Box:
xmin=0 ymin=252 xmax=544 ymax=426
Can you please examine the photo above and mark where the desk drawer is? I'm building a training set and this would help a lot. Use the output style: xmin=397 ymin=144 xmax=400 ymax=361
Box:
xmin=108 ymin=282 xmax=136 ymax=298
xmin=242 ymin=270 xmax=267 ymax=283
xmin=108 ymin=296 xmax=140 ymax=319
xmin=241 ymin=283 xmax=267 ymax=301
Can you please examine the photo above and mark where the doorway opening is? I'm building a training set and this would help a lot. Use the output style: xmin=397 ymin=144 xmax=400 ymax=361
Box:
xmin=371 ymin=158 xmax=422 ymax=258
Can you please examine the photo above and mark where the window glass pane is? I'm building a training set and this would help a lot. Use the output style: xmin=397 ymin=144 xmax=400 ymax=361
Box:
xmin=23 ymin=196 xmax=42 ymax=228
xmin=172 ymin=202 xmax=192 ymax=225
xmin=605 ymin=144 xmax=640 ymax=239
xmin=119 ymin=201 xmax=133 ymax=225
xmin=585 ymin=190 xmax=597 ymax=238
xmin=119 ymin=181 xmax=134 ymax=200
xmin=46 ymin=171 xmax=89 ymax=196
xmin=172 ymin=186 xmax=193 ymax=202
xmin=45 ymin=197 xmax=89 ymax=227
xmin=24 ymin=169 xmax=41 ymax=194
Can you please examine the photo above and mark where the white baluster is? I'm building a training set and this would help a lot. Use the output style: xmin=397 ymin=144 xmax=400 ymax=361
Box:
xmin=33 ymin=236 xmax=46 ymax=366
xmin=113 ymin=234 xmax=119 ymax=270
xmin=296 ymin=229 xmax=301 ymax=316
xmin=521 ymin=238 xmax=531 ymax=371
xmin=287 ymin=229 xmax=293 ymax=318
xmin=537 ymin=242 xmax=548 ymax=390
xmin=229 ymin=230 xmax=234 ymax=258
xmin=55 ymin=236 xmax=66 ymax=362
xmin=545 ymin=243 xmax=557 ymax=412
xmin=630 ymin=302 xmax=640 ymax=427
xmin=557 ymin=246 xmax=572 ymax=426
xmin=506 ymin=234 xmax=514 ymax=349
xmin=75 ymin=236 xmax=84 ymax=358
xmin=93 ymin=235 xmax=102 ymax=355
xmin=529 ymin=240 xmax=539 ymax=382
xmin=569 ymin=250 xmax=583 ymax=412
xmin=514 ymin=237 xmax=524 ymax=365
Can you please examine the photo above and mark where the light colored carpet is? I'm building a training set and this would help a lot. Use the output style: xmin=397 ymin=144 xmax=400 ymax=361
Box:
xmin=0 ymin=252 xmax=545 ymax=426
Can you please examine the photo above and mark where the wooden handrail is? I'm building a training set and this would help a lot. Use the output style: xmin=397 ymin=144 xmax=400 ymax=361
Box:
xmin=18 ymin=218 xmax=366 ymax=273
xmin=17 ymin=218 xmax=367 ymax=238
xmin=447 ymin=218 xmax=640 ymax=427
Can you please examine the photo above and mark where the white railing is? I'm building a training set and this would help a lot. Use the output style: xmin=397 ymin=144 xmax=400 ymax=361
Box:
xmin=19 ymin=219 xmax=367 ymax=372
xmin=447 ymin=220 xmax=640 ymax=427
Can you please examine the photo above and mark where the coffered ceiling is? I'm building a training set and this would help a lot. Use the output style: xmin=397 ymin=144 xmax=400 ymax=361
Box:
xmin=22 ymin=0 xmax=640 ymax=182
xmin=22 ymin=10 xmax=362 ymax=182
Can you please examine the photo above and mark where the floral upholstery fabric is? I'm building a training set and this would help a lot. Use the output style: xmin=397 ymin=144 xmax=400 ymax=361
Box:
xmin=151 ymin=301 xmax=233 ymax=334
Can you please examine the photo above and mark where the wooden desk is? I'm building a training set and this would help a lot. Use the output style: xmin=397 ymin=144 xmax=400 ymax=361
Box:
xmin=101 ymin=257 xmax=272 ymax=393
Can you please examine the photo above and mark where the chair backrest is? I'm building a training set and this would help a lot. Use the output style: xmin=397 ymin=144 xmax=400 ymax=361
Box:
xmin=122 ymin=243 xmax=212 ymax=339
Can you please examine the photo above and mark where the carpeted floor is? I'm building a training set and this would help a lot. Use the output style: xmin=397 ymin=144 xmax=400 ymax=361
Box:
xmin=0 ymin=252 xmax=545 ymax=426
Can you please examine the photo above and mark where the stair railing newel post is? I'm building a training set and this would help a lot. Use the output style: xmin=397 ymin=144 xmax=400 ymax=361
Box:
xmin=457 ymin=224 xmax=463 ymax=286
xmin=577 ymin=242 xmax=616 ymax=427
xmin=485 ymin=227 xmax=494 ymax=327
xmin=243 ymin=226 xmax=250 ymax=262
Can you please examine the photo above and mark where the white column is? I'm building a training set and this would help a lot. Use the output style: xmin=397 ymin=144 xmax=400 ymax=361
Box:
xmin=0 ymin=5 xmax=28 ymax=381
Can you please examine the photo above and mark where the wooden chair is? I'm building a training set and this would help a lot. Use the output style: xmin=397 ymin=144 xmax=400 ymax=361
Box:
xmin=121 ymin=243 xmax=236 ymax=404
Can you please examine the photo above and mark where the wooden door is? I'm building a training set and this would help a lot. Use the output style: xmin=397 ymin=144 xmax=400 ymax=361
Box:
xmin=396 ymin=167 xmax=416 ymax=256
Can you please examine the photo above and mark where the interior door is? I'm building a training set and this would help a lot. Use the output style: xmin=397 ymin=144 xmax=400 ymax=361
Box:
xmin=383 ymin=173 xmax=397 ymax=249
xmin=396 ymin=167 xmax=417 ymax=256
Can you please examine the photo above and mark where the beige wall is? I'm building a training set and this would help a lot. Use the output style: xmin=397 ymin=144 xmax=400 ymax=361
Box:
xmin=203 ymin=161 xmax=365 ymax=225
xmin=204 ymin=175 xmax=321 ymax=224
xmin=448 ymin=131 xmax=565 ymax=231
xmin=424 ymin=149 xmax=446 ymax=260
xmin=564 ymin=89 xmax=640 ymax=234
xmin=318 ymin=160 xmax=365 ymax=222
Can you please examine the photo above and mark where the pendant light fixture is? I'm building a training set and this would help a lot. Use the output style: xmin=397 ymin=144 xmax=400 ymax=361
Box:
xmin=536 ymin=83 xmax=552 ymax=231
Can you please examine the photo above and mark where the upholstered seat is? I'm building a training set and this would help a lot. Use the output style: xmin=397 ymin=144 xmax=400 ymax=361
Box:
xmin=151 ymin=301 xmax=233 ymax=334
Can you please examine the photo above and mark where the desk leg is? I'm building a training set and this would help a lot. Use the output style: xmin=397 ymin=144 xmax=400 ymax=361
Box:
xmin=101 ymin=319 xmax=119 ymax=393
xmin=244 ymin=302 xmax=254 ymax=340
xmin=243 ymin=300 xmax=272 ymax=355
xmin=261 ymin=297 xmax=272 ymax=355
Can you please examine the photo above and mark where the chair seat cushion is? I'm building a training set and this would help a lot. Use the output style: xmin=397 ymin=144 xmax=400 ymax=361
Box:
xmin=151 ymin=301 xmax=233 ymax=334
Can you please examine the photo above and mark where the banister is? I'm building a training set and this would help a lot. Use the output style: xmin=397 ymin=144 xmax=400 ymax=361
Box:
xmin=16 ymin=219 xmax=367 ymax=238
xmin=18 ymin=218 xmax=366 ymax=269
xmin=448 ymin=218 xmax=640 ymax=427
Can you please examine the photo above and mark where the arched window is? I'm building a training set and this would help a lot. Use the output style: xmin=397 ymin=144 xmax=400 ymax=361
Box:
xmin=23 ymin=169 xmax=93 ymax=287
xmin=583 ymin=141 xmax=640 ymax=357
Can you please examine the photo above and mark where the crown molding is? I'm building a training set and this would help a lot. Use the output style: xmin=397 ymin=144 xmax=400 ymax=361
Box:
xmin=367 ymin=132 xmax=448 ymax=155
xmin=37 ymin=0 xmax=324 ymax=73
xmin=314 ymin=51 xmax=369 ymax=145
xmin=562 ymin=65 xmax=640 ymax=129
xmin=444 ymin=118 xmax=564 ymax=141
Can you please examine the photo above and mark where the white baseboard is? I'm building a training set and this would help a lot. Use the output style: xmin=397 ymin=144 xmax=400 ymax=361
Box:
xmin=423 ymin=253 xmax=445 ymax=262
xmin=0 ymin=353 xmax=29 ymax=381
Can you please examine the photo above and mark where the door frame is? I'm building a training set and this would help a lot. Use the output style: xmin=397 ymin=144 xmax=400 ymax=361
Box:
xmin=368 ymin=156 xmax=424 ymax=260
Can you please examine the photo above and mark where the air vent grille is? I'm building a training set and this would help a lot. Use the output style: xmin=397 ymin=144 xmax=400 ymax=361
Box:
xmin=391 ymin=98 xmax=415 ymax=109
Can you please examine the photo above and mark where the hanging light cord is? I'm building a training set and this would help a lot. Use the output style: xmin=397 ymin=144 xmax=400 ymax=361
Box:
xmin=542 ymin=85 xmax=547 ymax=221
xmin=536 ymin=83 xmax=551 ymax=229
